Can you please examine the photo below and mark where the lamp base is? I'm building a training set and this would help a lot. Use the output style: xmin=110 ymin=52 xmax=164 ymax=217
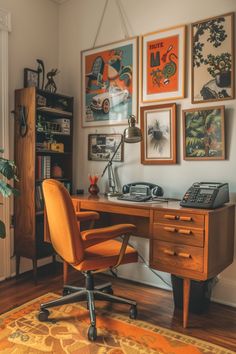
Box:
xmin=105 ymin=191 xmax=123 ymax=197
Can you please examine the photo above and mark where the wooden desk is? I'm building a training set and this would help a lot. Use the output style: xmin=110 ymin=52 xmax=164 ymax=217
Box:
xmin=72 ymin=194 xmax=235 ymax=328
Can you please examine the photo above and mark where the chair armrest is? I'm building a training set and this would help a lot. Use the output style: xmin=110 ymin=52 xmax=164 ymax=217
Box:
xmin=75 ymin=211 xmax=99 ymax=222
xmin=81 ymin=224 xmax=136 ymax=241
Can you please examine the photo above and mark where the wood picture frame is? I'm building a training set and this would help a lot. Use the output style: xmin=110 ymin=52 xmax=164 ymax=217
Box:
xmin=81 ymin=37 xmax=138 ymax=127
xmin=182 ymin=106 xmax=225 ymax=160
xmin=140 ymin=103 xmax=176 ymax=164
xmin=88 ymin=133 xmax=123 ymax=162
xmin=141 ymin=25 xmax=186 ymax=103
xmin=191 ymin=12 xmax=235 ymax=103
xmin=24 ymin=68 xmax=39 ymax=88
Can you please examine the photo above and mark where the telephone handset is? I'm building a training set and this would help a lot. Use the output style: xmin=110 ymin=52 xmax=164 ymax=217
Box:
xmin=122 ymin=182 xmax=163 ymax=197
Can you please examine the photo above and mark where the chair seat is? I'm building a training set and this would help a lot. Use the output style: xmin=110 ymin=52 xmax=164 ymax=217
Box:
xmin=75 ymin=239 xmax=138 ymax=271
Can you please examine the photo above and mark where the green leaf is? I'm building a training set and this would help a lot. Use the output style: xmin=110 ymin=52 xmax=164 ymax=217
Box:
xmin=0 ymin=220 xmax=6 ymax=238
xmin=0 ymin=180 xmax=17 ymax=197
xmin=0 ymin=158 xmax=17 ymax=180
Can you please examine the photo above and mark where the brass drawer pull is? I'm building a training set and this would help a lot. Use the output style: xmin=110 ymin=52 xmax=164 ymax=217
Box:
xmin=178 ymin=229 xmax=192 ymax=235
xmin=179 ymin=216 xmax=192 ymax=222
xmin=163 ymin=249 xmax=176 ymax=256
xmin=178 ymin=252 xmax=191 ymax=258
xmin=164 ymin=214 xmax=177 ymax=220
xmin=164 ymin=226 xmax=176 ymax=232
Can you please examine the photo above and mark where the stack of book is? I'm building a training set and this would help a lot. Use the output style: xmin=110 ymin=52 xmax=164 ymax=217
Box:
xmin=37 ymin=156 xmax=51 ymax=179
xmin=35 ymin=184 xmax=44 ymax=212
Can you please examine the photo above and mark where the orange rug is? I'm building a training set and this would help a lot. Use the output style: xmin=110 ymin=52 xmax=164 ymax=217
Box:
xmin=0 ymin=293 xmax=233 ymax=353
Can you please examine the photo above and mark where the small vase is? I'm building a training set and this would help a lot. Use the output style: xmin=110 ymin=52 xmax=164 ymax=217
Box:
xmin=88 ymin=183 xmax=99 ymax=196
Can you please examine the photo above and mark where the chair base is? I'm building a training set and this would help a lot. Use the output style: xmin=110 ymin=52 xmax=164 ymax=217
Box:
xmin=38 ymin=273 xmax=137 ymax=341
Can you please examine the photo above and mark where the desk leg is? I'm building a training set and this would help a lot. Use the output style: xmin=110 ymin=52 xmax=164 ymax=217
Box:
xmin=183 ymin=278 xmax=190 ymax=328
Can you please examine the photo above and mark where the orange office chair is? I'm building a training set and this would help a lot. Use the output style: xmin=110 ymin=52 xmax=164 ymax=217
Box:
xmin=63 ymin=210 xmax=100 ymax=285
xmin=38 ymin=179 xmax=138 ymax=341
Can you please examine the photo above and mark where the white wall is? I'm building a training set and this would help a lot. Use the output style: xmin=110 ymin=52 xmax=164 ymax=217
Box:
xmin=58 ymin=0 xmax=236 ymax=306
xmin=0 ymin=0 xmax=59 ymax=275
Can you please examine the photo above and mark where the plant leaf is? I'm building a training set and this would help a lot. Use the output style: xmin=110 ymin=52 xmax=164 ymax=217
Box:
xmin=0 ymin=158 xmax=18 ymax=180
xmin=0 ymin=180 xmax=19 ymax=197
xmin=0 ymin=220 xmax=6 ymax=238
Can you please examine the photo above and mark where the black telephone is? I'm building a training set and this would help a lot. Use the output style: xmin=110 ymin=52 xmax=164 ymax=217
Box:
xmin=180 ymin=182 xmax=229 ymax=209
xmin=117 ymin=182 xmax=163 ymax=202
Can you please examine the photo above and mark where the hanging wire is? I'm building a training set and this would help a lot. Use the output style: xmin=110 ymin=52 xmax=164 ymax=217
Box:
xmin=116 ymin=0 xmax=129 ymax=38
xmin=93 ymin=0 xmax=109 ymax=48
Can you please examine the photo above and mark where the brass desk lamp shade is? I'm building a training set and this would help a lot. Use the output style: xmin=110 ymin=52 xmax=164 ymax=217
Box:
xmin=101 ymin=115 xmax=142 ymax=196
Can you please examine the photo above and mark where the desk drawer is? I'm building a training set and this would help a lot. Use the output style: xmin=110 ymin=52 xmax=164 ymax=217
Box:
xmin=152 ymin=240 xmax=204 ymax=273
xmin=153 ymin=224 xmax=204 ymax=247
xmin=154 ymin=210 xmax=204 ymax=228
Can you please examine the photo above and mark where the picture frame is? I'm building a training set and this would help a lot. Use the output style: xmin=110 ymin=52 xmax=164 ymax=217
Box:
xmin=141 ymin=25 xmax=185 ymax=103
xmin=182 ymin=106 xmax=225 ymax=160
xmin=140 ymin=103 xmax=176 ymax=164
xmin=88 ymin=133 xmax=123 ymax=162
xmin=24 ymin=68 xmax=39 ymax=88
xmin=81 ymin=37 xmax=138 ymax=127
xmin=191 ymin=12 xmax=235 ymax=103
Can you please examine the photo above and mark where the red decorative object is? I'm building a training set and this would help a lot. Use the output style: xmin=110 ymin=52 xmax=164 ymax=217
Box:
xmin=88 ymin=174 xmax=99 ymax=195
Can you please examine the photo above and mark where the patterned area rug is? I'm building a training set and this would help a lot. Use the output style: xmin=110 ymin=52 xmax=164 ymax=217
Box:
xmin=0 ymin=293 xmax=233 ymax=353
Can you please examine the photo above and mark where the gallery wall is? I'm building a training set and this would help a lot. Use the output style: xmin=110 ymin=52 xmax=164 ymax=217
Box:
xmin=58 ymin=0 xmax=236 ymax=306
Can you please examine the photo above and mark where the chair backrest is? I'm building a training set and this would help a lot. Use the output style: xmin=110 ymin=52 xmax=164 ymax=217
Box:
xmin=42 ymin=179 xmax=84 ymax=265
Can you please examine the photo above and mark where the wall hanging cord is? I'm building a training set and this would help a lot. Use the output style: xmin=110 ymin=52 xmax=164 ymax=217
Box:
xmin=93 ymin=0 xmax=131 ymax=48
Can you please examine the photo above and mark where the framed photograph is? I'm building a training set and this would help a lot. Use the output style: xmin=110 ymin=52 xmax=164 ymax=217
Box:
xmin=81 ymin=37 xmax=138 ymax=127
xmin=88 ymin=133 xmax=123 ymax=162
xmin=140 ymin=103 xmax=176 ymax=164
xmin=191 ymin=12 xmax=235 ymax=103
xmin=141 ymin=25 xmax=185 ymax=103
xmin=182 ymin=106 xmax=225 ymax=160
xmin=24 ymin=68 xmax=39 ymax=88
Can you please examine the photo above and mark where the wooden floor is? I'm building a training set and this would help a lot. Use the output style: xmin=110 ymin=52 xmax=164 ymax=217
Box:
xmin=0 ymin=263 xmax=235 ymax=351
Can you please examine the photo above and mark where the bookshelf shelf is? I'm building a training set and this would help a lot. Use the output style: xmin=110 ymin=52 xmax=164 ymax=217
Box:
xmin=14 ymin=87 xmax=74 ymax=282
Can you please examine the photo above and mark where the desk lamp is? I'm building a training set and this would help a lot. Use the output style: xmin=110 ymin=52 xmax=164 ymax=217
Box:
xmin=101 ymin=115 xmax=142 ymax=196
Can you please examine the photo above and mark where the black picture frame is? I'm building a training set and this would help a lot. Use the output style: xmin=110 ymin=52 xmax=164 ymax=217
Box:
xmin=88 ymin=134 xmax=123 ymax=162
xmin=24 ymin=68 xmax=39 ymax=88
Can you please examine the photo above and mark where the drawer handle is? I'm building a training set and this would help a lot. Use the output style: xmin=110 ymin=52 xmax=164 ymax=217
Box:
xmin=179 ymin=216 xmax=192 ymax=222
xmin=163 ymin=249 xmax=176 ymax=256
xmin=164 ymin=226 xmax=176 ymax=232
xmin=178 ymin=229 xmax=192 ymax=235
xmin=177 ymin=252 xmax=191 ymax=258
xmin=164 ymin=214 xmax=177 ymax=220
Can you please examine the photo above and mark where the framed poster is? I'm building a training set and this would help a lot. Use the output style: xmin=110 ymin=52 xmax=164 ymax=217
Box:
xmin=191 ymin=12 xmax=235 ymax=103
xmin=88 ymin=134 xmax=123 ymax=162
xmin=24 ymin=68 xmax=39 ymax=88
xmin=141 ymin=25 xmax=185 ymax=103
xmin=182 ymin=106 xmax=225 ymax=160
xmin=81 ymin=37 xmax=138 ymax=127
xmin=140 ymin=103 xmax=176 ymax=164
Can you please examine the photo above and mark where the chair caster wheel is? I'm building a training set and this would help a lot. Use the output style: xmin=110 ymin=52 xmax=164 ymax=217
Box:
xmin=129 ymin=305 xmax=137 ymax=319
xmin=38 ymin=309 xmax=50 ymax=322
xmin=88 ymin=325 xmax=97 ymax=341
xmin=63 ymin=288 xmax=71 ymax=296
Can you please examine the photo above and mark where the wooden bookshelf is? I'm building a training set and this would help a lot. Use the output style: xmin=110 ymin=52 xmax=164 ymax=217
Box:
xmin=14 ymin=87 xmax=73 ymax=282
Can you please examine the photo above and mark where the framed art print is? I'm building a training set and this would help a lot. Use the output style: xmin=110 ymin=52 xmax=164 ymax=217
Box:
xmin=140 ymin=103 xmax=176 ymax=164
xmin=88 ymin=133 xmax=123 ymax=162
xmin=141 ymin=25 xmax=185 ymax=103
xmin=191 ymin=12 xmax=234 ymax=103
xmin=24 ymin=68 xmax=39 ymax=88
xmin=182 ymin=106 xmax=225 ymax=160
xmin=81 ymin=37 xmax=138 ymax=127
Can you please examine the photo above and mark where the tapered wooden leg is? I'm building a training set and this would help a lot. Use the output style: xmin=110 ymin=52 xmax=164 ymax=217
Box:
xmin=32 ymin=258 xmax=37 ymax=285
xmin=183 ymin=278 xmax=190 ymax=328
xmin=16 ymin=255 xmax=20 ymax=278
xmin=63 ymin=261 xmax=68 ymax=285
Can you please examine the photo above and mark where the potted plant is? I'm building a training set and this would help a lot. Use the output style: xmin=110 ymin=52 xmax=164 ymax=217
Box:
xmin=204 ymin=53 xmax=231 ymax=87
xmin=0 ymin=149 xmax=19 ymax=238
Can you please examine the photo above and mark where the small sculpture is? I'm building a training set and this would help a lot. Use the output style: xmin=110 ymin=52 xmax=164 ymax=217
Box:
xmin=36 ymin=59 xmax=45 ymax=90
xmin=45 ymin=69 xmax=59 ymax=93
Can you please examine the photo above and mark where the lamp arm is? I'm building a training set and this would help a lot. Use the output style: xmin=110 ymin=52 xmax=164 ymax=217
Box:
xmin=101 ymin=139 xmax=123 ymax=177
